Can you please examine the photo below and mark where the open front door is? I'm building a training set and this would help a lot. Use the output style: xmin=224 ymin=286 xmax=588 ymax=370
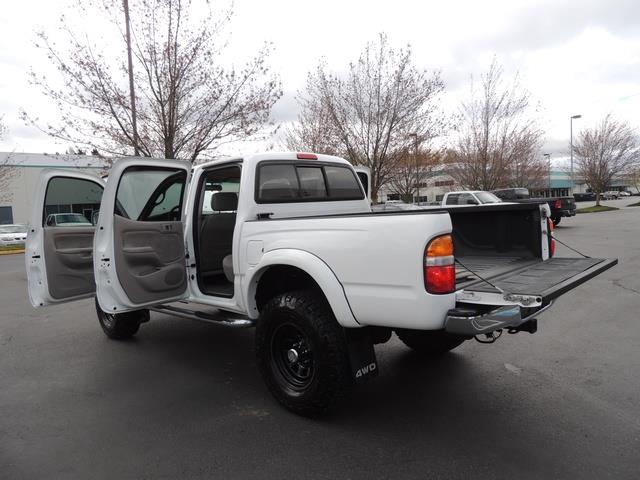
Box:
xmin=26 ymin=170 xmax=104 ymax=307
xmin=94 ymin=158 xmax=191 ymax=313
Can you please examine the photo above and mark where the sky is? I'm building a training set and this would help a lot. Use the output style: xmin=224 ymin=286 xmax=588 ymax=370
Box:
xmin=0 ymin=0 xmax=639 ymax=166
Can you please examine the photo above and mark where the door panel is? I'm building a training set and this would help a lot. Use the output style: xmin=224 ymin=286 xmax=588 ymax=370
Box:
xmin=26 ymin=170 xmax=104 ymax=307
xmin=114 ymin=215 xmax=186 ymax=304
xmin=94 ymin=158 xmax=191 ymax=313
xmin=43 ymin=227 xmax=95 ymax=299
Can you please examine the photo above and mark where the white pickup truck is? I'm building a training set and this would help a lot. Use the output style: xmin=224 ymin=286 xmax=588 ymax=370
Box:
xmin=441 ymin=190 xmax=503 ymax=206
xmin=25 ymin=153 xmax=617 ymax=415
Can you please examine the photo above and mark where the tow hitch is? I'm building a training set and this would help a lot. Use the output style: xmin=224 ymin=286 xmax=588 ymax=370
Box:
xmin=445 ymin=302 xmax=552 ymax=340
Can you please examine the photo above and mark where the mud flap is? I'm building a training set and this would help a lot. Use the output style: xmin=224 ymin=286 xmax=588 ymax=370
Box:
xmin=345 ymin=329 xmax=378 ymax=384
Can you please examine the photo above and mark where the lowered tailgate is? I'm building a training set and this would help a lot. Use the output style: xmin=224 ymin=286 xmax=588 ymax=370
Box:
xmin=459 ymin=257 xmax=617 ymax=303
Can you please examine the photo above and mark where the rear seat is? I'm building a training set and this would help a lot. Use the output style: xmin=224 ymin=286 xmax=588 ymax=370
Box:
xmin=199 ymin=192 xmax=237 ymax=280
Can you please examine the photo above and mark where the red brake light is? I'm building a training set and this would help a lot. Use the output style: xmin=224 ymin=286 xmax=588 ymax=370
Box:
xmin=425 ymin=264 xmax=456 ymax=294
xmin=297 ymin=152 xmax=318 ymax=160
xmin=424 ymin=234 xmax=455 ymax=294
xmin=554 ymin=199 xmax=561 ymax=209
xmin=547 ymin=218 xmax=555 ymax=257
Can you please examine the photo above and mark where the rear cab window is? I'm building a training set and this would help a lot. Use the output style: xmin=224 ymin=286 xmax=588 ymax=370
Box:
xmin=256 ymin=162 xmax=364 ymax=203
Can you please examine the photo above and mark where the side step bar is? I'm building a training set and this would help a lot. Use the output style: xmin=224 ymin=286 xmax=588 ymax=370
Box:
xmin=445 ymin=302 xmax=553 ymax=336
xmin=150 ymin=304 xmax=255 ymax=328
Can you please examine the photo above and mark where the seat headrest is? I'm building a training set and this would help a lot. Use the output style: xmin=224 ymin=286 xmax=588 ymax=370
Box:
xmin=211 ymin=192 xmax=238 ymax=212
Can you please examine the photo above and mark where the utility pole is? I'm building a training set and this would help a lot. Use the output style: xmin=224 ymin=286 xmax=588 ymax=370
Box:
xmin=409 ymin=133 xmax=419 ymax=203
xmin=570 ymin=114 xmax=582 ymax=195
xmin=544 ymin=153 xmax=551 ymax=196
xmin=124 ymin=0 xmax=139 ymax=156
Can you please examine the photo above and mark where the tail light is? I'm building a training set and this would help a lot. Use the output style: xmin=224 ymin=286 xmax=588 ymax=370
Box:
xmin=554 ymin=199 xmax=561 ymax=209
xmin=547 ymin=218 xmax=555 ymax=257
xmin=424 ymin=234 xmax=455 ymax=294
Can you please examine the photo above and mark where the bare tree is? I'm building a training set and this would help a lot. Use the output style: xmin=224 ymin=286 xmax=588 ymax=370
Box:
xmin=282 ymin=80 xmax=341 ymax=156
xmin=0 ymin=118 xmax=19 ymax=205
xmin=452 ymin=59 xmax=545 ymax=190
xmin=387 ymin=149 xmax=441 ymax=202
xmin=24 ymin=0 xmax=282 ymax=161
xmin=573 ymin=114 xmax=639 ymax=205
xmin=285 ymin=34 xmax=446 ymax=201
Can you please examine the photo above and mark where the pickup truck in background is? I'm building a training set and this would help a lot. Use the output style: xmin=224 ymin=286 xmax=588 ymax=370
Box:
xmin=441 ymin=190 xmax=503 ymax=206
xmin=25 ymin=153 xmax=616 ymax=415
xmin=492 ymin=187 xmax=576 ymax=226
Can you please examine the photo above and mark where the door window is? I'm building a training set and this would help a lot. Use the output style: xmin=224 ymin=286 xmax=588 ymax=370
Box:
xmin=43 ymin=177 xmax=103 ymax=226
xmin=458 ymin=193 xmax=479 ymax=205
xmin=445 ymin=194 xmax=460 ymax=205
xmin=115 ymin=167 xmax=186 ymax=221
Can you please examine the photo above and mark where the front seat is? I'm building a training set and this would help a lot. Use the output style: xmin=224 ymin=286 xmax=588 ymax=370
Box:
xmin=199 ymin=192 xmax=238 ymax=280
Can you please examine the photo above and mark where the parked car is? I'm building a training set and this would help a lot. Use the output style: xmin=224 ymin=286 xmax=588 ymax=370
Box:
xmin=602 ymin=191 xmax=620 ymax=200
xmin=45 ymin=213 xmax=93 ymax=227
xmin=0 ymin=224 xmax=28 ymax=246
xmin=573 ymin=192 xmax=596 ymax=202
xmin=492 ymin=188 xmax=576 ymax=226
xmin=26 ymin=153 xmax=617 ymax=415
xmin=441 ymin=190 xmax=502 ymax=206
xmin=618 ymin=191 xmax=631 ymax=197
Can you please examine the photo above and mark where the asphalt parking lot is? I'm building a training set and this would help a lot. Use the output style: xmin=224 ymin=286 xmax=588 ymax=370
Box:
xmin=1 ymin=200 xmax=639 ymax=479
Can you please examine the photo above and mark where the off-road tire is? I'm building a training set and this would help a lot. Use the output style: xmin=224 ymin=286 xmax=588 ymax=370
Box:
xmin=95 ymin=297 xmax=148 ymax=340
xmin=395 ymin=328 xmax=466 ymax=355
xmin=255 ymin=290 xmax=351 ymax=416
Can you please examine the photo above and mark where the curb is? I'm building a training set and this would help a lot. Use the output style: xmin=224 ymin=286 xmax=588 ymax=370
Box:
xmin=0 ymin=249 xmax=25 ymax=256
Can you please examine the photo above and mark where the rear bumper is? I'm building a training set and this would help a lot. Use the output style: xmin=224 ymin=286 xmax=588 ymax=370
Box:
xmin=445 ymin=302 xmax=553 ymax=336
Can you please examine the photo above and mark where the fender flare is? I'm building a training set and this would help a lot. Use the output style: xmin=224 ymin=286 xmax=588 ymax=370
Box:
xmin=244 ymin=249 xmax=360 ymax=328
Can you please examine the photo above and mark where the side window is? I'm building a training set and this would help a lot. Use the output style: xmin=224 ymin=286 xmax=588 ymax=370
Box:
xmin=297 ymin=166 xmax=327 ymax=199
xmin=324 ymin=166 xmax=364 ymax=200
xmin=201 ymin=166 xmax=241 ymax=215
xmin=458 ymin=193 xmax=478 ymax=205
xmin=116 ymin=167 xmax=186 ymax=222
xmin=356 ymin=172 xmax=369 ymax=197
xmin=258 ymin=164 xmax=299 ymax=201
xmin=445 ymin=194 xmax=459 ymax=205
xmin=43 ymin=177 xmax=103 ymax=227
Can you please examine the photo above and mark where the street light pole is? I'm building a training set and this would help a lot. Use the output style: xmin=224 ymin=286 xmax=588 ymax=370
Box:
xmin=409 ymin=133 xmax=419 ymax=203
xmin=544 ymin=153 xmax=551 ymax=195
xmin=570 ymin=114 xmax=582 ymax=195
xmin=124 ymin=0 xmax=139 ymax=156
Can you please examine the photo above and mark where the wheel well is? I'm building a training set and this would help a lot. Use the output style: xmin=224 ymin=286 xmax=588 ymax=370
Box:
xmin=255 ymin=265 xmax=325 ymax=312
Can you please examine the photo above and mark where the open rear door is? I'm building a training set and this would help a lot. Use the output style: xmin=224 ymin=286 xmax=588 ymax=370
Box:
xmin=26 ymin=170 xmax=104 ymax=307
xmin=94 ymin=158 xmax=191 ymax=313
